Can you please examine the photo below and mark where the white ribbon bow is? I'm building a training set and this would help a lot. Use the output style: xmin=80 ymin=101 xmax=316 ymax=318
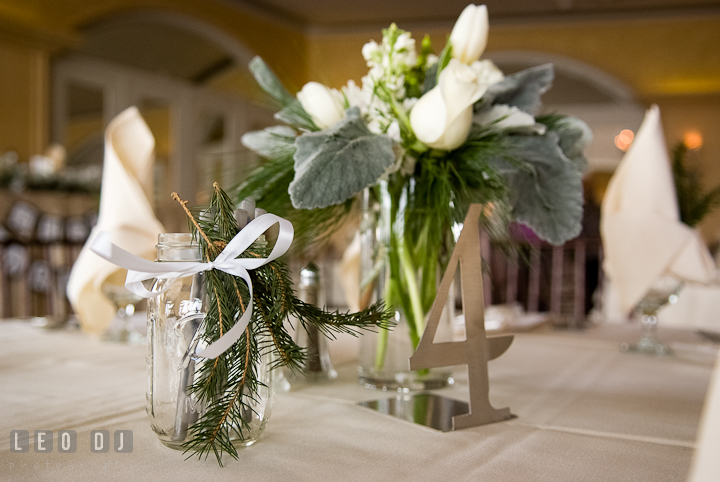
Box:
xmin=90 ymin=213 xmax=294 ymax=359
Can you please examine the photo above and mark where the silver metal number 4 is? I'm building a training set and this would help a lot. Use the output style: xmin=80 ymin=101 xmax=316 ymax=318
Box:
xmin=409 ymin=204 xmax=514 ymax=430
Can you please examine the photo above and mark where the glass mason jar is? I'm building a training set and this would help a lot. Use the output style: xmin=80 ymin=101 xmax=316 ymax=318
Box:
xmin=147 ymin=233 xmax=275 ymax=450
xmin=358 ymin=182 xmax=455 ymax=390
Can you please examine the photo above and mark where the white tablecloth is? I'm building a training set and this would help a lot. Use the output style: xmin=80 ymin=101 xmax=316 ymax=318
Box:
xmin=0 ymin=320 xmax=716 ymax=481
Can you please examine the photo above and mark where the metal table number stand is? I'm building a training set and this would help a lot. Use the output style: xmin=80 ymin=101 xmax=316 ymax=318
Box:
xmin=359 ymin=204 xmax=515 ymax=431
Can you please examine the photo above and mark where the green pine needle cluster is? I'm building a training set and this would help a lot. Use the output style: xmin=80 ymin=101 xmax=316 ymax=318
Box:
xmin=672 ymin=142 xmax=720 ymax=228
xmin=176 ymin=184 xmax=393 ymax=466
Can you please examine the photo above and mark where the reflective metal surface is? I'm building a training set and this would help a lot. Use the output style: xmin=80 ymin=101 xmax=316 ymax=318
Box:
xmin=358 ymin=393 xmax=470 ymax=432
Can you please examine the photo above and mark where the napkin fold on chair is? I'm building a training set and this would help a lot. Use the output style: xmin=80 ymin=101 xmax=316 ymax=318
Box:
xmin=67 ymin=107 xmax=165 ymax=334
xmin=600 ymin=105 xmax=715 ymax=314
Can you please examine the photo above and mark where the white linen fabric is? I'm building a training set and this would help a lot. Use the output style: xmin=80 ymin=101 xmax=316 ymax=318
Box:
xmin=600 ymin=105 xmax=715 ymax=314
xmin=66 ymin=107 xmax=164 ymax=334
xmin=0 ymin=321 xmax=713 ymax=482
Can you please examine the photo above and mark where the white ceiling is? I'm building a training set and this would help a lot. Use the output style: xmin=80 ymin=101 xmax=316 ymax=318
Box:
xmin=237 ymin=0 xmax=720 ymax=27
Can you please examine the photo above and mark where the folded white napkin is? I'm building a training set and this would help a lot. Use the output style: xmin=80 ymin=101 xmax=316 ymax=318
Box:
xmin=67 ymin=107 xmax=165 ymax=333
xmin=600 ymin=105 xmax=715 ymax=314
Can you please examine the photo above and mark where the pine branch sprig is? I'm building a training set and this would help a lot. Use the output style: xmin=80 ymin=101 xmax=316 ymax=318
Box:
xmin=170 ymin=184 xmax=394 ymax=466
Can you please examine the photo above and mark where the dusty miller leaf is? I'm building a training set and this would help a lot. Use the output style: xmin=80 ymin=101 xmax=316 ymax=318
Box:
xmin=552 ymin=116 xmax=593 ymax=171
xmin=241 ymin=126 xmax=297 ymax=159
xmin=249 ymin=56 xmax=296 ymax=106
xmin=489 ymin=132 xmax=583 ymax=245
xmin=290 ymin=107 xmax=396 ymax=209
xmin=481 ymin=64 xmax=554 ymax=115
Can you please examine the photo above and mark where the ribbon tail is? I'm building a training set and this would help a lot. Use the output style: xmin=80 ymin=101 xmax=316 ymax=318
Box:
xmin=125 ymin=279 xmax=156 ymax=298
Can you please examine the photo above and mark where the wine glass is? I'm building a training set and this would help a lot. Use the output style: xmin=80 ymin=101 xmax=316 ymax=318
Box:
xmin=101 ymin=283 xmax=145 ymax=344
xmin=622 ymin=276 xmax=682 ymax=356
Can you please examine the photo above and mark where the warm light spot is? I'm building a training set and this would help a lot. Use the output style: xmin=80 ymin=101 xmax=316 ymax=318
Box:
xmin=683 ymin=131 xmax=703 ymax=150
xmin=614 ymin=129 xmax=634 ymax=152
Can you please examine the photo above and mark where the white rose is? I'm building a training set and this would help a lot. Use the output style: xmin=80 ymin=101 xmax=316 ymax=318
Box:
xmin=450 ymin=4 xmax=489 ymax=64
xmin=297 ymin=82 xmax=346 ymax=129
xmin=410 ymin=59 xmax=499 ymax=150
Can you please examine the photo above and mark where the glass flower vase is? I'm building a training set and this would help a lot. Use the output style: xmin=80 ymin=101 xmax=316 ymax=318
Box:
xmin=146 ymin=233 xmax=275 ymax=450
xmin=358 ymin=183 xmax=455 ymax=391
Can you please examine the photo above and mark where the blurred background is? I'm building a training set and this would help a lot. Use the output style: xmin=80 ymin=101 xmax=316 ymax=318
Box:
xmin=1 ymin=0 xmax=719 ymax=320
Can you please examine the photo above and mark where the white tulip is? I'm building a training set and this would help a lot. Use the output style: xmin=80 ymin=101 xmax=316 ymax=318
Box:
xmin=297 ymin=82 xmax=346 ymax=129
xmin=450 ymin=4 xmax=489 ymax=64
xmin=470 ymin=59 xmax=504 ymax=86
xmin=410 ymin=59 xmax=502 ymax=151
xmin=475 ymin=104 xmax=546 ymax=134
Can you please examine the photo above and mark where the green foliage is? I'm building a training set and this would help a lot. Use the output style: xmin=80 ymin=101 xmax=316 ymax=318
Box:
xmin=181 ymin=185 xmax=393 ymax=466
xmin=435 ymin=39 xmax=453 ymax=83
xmin=248 ymin=57 xmax=318 ymax=131
xmin=237 ymin=40 xmax=591 ymax=375
xmin=404 ymin=35 xmax=433 ymax=99
xmin=672 ymin=142 xmax=720 ymax=227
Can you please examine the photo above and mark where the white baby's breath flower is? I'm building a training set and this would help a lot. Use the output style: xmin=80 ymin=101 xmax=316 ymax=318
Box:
xmin=362 ymin=41 xmax=381 ymax=64
xmin=395 ymin=32 xmax=415 ymax=52
xmin=393 ymin=32 xmax=417 ymax=66
xmin=366 ymin=118 xmax=383 ymax=135
xmin=359 ymin=24 xmax=420 ymax=144
xmin=342 ymin=80 xmax=369 ymax=114
xmin=386 ymin=121 xmax=402 ymax=142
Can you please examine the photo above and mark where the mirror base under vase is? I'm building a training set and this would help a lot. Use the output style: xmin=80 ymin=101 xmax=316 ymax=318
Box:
xmin=620 ymin=339 xmax=674 ymax=356
xmin=358 ymin=371 xmax=454 ymax=391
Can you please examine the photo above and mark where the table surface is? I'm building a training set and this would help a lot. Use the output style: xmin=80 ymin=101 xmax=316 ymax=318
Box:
xmin=0 ymin=320 xmax=717 ymax=482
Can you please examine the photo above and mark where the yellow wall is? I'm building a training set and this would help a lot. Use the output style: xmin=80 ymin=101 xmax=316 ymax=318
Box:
xmin=306 ymin=14 xmax=720 ymax=96
xmin=0 ymin=0 xmax=307 ymax=86
xmin=0 ymin=39 xmax=48 ymax=161
xmin=0 ymin=0 xmax=308 ymax=161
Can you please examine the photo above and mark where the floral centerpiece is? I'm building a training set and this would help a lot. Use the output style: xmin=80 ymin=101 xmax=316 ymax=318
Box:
xmin=238 ymin=4 xmax=591 ymax=388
